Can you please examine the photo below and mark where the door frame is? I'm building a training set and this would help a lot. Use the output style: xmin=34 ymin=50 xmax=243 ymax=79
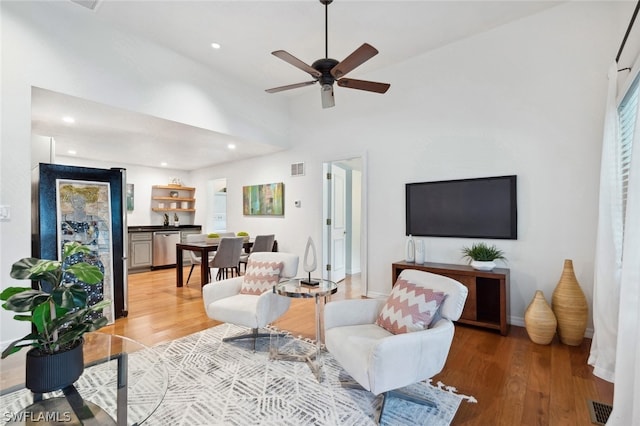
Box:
xmin=322 ymin=153 xmax=368 ymax=295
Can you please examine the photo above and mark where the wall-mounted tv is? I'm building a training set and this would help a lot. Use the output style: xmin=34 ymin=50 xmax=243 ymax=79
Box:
xmin=406 ymin=175 xmax=517 ymax=239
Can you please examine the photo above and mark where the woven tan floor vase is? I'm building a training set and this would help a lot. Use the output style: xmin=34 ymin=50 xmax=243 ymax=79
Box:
xmin=525 ymin=290 xmax=557 ymax=345
xmin=551 ymin=259 xmax=588 ymax=346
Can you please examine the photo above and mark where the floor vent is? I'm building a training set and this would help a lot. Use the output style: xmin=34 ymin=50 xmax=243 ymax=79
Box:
xmin=587 ymin=400 xmax=613 ymax=425
xmin=291 ymin=162 xmax=305 ymax=177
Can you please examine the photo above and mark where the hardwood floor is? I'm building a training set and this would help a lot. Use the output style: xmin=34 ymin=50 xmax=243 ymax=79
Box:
xmin=103 ymin=267 xmax=613 ymax=425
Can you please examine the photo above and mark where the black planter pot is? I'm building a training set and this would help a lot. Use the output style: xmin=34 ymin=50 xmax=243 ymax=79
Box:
xmin=25 ymin=339 xmax=84 ymax=393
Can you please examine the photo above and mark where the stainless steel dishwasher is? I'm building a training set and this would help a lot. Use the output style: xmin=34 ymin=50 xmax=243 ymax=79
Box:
xmin=152 ymin=230 xmax=181 ymax=268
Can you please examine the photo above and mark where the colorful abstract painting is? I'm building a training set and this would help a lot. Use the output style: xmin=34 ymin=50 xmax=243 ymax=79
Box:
xmin=243 ymin=182 xmax=284 ymax=216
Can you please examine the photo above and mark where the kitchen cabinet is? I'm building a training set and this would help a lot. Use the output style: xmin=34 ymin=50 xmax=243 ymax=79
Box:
xmin=127 ymin=226 xmax=202 ymax=272
xmin=151 ymin=185 xmax=196 ymax=213
xmin=129 ymin=232 xmax=153 ymax=271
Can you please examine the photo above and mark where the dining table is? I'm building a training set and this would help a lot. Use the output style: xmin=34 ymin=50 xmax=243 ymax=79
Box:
xmin=175 ymin=240 xmax=253 ymax=288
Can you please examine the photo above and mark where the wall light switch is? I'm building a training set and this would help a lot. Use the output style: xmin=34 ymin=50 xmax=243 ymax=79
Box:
xmin=294 ymin=200 xmax=301 ymax=208
xmin=0 ymin=205 xmax=10 ymax=221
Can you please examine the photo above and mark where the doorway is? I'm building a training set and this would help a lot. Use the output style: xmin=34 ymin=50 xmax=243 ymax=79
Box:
xmin=322 ymin=156 xmax=366 ymax=293
xmin=206 ymin=178 xmax=227 ymax=233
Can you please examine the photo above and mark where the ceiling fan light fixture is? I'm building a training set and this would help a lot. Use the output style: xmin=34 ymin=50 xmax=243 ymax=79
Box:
xmin=266 ymin=0 xmax=389 ymax=108
xmin=321 ymin=84 xmax=335 ymax=109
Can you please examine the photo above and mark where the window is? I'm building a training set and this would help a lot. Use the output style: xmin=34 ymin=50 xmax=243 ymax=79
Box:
xmin=618 ymin=73 xmax=639 ymax=227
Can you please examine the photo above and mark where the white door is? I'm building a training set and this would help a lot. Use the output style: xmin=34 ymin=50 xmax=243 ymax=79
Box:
xmin=330 ymin=165 xmax=347 ymax=282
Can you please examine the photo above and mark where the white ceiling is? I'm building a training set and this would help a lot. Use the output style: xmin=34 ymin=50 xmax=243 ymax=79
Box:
xmin=32 ymin=87 xmax=283 ymax=171
xmin=32 ymin=0 xmax=563 ymax=171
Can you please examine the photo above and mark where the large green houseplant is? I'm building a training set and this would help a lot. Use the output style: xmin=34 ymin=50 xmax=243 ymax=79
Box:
xmin=1 ymin=241 xmax=109 ymax=358
xmin=1 ymin=242 xmax=109 ymax=392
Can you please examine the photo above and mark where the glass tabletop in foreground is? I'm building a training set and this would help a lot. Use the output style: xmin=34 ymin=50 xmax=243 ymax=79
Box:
xmin=0 ymin=332 xmax=169 ymax=425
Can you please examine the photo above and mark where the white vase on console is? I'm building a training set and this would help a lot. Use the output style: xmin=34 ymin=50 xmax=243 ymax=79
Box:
xmin=414 ymin=239 xmax=425 ymax=264
xmin=405 ymin=235 xmax=415 ymax=263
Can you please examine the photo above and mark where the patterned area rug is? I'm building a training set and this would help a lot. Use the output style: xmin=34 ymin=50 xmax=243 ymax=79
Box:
xmin=0 ymin=325 xmax=476 ymax=425
xmin=148 ymin=324 xmax=475 ymax=425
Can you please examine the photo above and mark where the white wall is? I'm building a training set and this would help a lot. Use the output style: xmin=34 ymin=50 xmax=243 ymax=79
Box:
xmin=56 ymin=156 xmax=194 ymax=227
xmin=0 ymin=1 xmax=289 ymax=344
xmin=283 ymin=1 xmax=627 ymax=330
xmin=0 ymin=1 xmax=630 ymax=346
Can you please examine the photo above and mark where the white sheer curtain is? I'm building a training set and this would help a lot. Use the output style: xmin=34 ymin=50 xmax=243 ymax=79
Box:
xmin=589 ymin=63 xmax=624 ymax=382
xmin=607 ymin=70 xmax=640 ymax=426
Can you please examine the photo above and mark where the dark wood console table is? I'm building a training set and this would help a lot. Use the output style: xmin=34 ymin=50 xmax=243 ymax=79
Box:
xmin=392 ymin=261 xmax=510 ymax=335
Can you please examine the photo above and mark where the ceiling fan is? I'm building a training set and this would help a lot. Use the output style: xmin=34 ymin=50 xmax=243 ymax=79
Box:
xmin=266 ymin=0 xmax=390 ymax=108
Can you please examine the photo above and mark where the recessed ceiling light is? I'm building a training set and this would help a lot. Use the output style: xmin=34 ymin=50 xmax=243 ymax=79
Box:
xmin=211 ymin=42 xmax=221 ymax=50
xmin=62 ymin=116 xmax=75 ymax=124
xmin=67 ymin=149 xmax=77 ymax=155
xmin=227 ymin=143 xmax=236 ymax=150
xmin=161 ymin=162 xmax=168 ymax=167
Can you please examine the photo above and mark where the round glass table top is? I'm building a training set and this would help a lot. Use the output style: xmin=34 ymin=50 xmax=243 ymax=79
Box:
xmin=274 ymin=277 xmax=338 ymax=298
xmin=0 ymin=332 xmax=168 ymax=425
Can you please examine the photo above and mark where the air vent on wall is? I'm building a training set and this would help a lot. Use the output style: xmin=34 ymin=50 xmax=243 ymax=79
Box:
xmin=291 ymin=162 xmax=305 ymax=177
xmin=70 ymin=0 xmax=101 ymax=10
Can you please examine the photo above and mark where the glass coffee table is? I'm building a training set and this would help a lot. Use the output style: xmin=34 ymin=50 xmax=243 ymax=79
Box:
xmin=0 ymin=332 xmax=168 ymax=425
xmin=271 ymin=277 xmax=338 ymax=381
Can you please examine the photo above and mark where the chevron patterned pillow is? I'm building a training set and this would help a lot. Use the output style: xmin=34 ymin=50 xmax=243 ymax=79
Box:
xmin=376 ymin=277 xmax=447 ymax=334
xmin=240 ymin=260 xmax=284 ymax=295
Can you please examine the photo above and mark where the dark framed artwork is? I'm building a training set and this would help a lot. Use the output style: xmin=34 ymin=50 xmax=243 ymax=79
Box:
xmin=33 ymin=163 xmax=127 ymax=320
xmin=243 ymin=182 xmax=284 ymax=216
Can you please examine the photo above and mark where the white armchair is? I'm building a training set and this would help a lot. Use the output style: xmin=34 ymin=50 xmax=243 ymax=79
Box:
xmin=202 ymin=252 xmax=299 ymax=350
xmin=324 ymin=269 xmax=468 ymax=421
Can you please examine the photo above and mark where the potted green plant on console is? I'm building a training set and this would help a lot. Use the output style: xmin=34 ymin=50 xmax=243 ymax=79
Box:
xmin=0 ymin=241 xmax=109 ymax=393
xmin=461 ymin=242 xmax=506 ymax=271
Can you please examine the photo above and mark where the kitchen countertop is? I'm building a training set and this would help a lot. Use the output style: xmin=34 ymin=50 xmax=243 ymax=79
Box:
xmin=128 ymin=225 xmax=202 ymax=232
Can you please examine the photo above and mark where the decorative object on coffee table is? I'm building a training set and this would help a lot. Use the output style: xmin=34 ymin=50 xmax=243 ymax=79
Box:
xmin=301 ymin=236 xmax=319 ymax=286
xmin=552 ymin=259 xmax=588 ymax=346
xmin=461 ymin=242 xmax=506 ymax=271
xmin=524 ymin=290 xmax=557 ymax=345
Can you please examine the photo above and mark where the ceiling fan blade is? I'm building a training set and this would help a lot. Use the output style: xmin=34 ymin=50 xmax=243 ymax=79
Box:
xmin=337 ymin=78 xmax=390 ymax=94
xmin=321 ymin=84 xmax=335 ymax=109
xmin=265 ymin=81 xmax=317 ymax=94
xmin=330 ymin=43 xmax=379 ymax=79
xmin=272 ymin=50 xmax=322 ymax=78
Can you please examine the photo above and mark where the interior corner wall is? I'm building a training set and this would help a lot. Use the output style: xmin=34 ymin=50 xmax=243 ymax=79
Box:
xmin=0 ymin=0 xmax=631 ymax=347
xmin=0 ymin=1 xmax=289 ymax=345
xmin=282 ymin=1 xmax=627 ymax=329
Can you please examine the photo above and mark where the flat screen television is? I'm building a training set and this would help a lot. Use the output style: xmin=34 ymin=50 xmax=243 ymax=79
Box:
xmin=406 ymin=175 xmax=517 ymax=239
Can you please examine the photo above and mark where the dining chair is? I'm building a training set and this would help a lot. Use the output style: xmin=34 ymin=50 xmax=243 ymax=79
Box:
xmin=239 ymin=234 xmax=275 ymax=273
xmin=185 ymin=233 xmax=212 ymax=284
xmin=217 ymin=232 xmax=236 ymax=238
xmin=209 ymin=237 xmax=244 ymax=280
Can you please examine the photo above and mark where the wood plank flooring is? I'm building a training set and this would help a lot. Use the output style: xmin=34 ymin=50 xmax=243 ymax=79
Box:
xmin=102 ymin=267 xmax=613 ymax=425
